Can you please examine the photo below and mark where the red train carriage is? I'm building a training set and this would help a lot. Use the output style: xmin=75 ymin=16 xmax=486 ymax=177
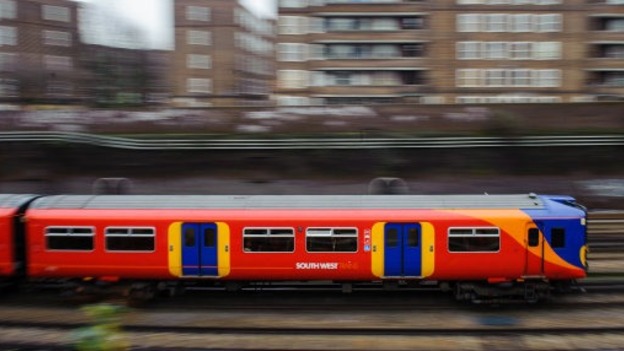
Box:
xmin=0 ymin=194 xmax=38 ymax=281
xmin=22 ymin=194 xmax=587 ymax=302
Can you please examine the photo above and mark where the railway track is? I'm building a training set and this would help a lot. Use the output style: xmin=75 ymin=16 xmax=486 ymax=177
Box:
xmin=1 ymin=309 xmax=624 ymax=351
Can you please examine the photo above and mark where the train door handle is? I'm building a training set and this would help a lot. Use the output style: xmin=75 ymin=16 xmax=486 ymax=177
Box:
xmin=225 ymin=245 xmax=229 ymax=253
xmin=429 ymin=245 xmax=434 ymax=252
xmin=373 ymin=245 xmax=377 ymax=252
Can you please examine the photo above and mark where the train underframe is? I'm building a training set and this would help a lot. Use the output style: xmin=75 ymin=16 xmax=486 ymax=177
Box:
xmin=442 ymin=279 xmax=577 ymax=303
xmin=10 ymin=276 xmax=578 ymax=305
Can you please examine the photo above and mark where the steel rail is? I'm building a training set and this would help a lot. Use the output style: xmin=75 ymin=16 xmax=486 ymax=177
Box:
xmin=2 ymin=131 xmax=624 ymax=150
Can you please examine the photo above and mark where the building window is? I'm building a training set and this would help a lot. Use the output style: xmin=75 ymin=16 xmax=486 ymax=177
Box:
xmin=485 ymin=69 xmax=506 ymax=86
xmin=510 ymin=42 xmax=531 ymax=59
xmin=187 ymin=30 xmax=211 ymax=46
xmin=43 ymin=30 xmax=72 ymax=47
xmin=533 ymin=69 xmax=561 ymax=87
xmin=279 ymin=16 xmax=307 ymax=35
xmin=457 ymin=69 xmax=560 ymax=87
xmin=400 ymin=17 xmax=425 ymax=30
xmin=483 ymin=42 xmax=507 ymax=59
xmin=243 ymin=228 xmax=295 ymax=252
xmin=105 ymin=227 xmax=155 ymax=252
xmin=456 ymin=69 xmax=482 ymax=87
xmin=187 ymin=78 xmax=212 ymax=93
xmin=278 ymin=70 xmax=309 ymax=89
xmin=279 ymin=0 xmax=308 ymax=7
xmin=186 ymin=6 xmax=210 ymax=21
xmin=44 ymin=55 xmax=72 ymax=71
xmin=510 ymin=14 xmax=532 ymax=32
xmin=511 ymin=69 xmax=532 ymax=86
xmin=536 ymin=14 xmax=562 ymax=32
xmin=0 ymin=0 xmax=16 ymax=19
xmin=45 ymin=227 xmax=94 ymax=251
xmin=42 ymin=5 xmax=70 ymax=22
xmin=485 ymin=14 xmax=508 ymax=32
xmin=278 ymin=43 xmax=308 ymax=61
xmin=448 ymin=227 xmax=500 ymax=252
xmin=457 ymin=42 xmax=481 ymax=59
xmin=532 ymin=41 xmax=561 ymax=60
xmin=306 ymin=228 xmax=358 ymax=252
xmin=187 ymin=54 xmax=211 ymax=69
xmin=457 ymin=14 xmax=482 ymax=32
xmin=0 ymin=26 xmax=16 ymax=46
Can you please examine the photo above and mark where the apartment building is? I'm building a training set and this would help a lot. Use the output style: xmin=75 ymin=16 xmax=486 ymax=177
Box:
xmin=171 ymin=0 xmax=276 ymax=107
xmin=276 ymin=0 xmax=624 ymax=105
xmin=0 ymin=0 xmax=80 ymax=104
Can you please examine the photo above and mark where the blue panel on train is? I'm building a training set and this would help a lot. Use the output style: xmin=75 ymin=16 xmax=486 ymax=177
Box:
xmin=182 ymin=223 xmax=218 ymax=276
xmin=384 ymin=223 xmax=421 ymax=277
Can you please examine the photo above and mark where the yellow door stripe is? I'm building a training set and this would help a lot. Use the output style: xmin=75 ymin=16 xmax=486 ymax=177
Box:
xmin=371 ymin=222 xmax=385 ymax=278
xmin=216 ymin=222 xmax=231 ymax=278
xmin=168 ymin=222 xmax=182 ymax=278
xmin=421 ymin=222 xmax=435 ymax=278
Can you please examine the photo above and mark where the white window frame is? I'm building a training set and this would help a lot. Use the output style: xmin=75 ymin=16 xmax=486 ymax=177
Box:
xmin=456 ymin=69 xmax=482 ymax=87
xmin=187 ymin=54 xmax=211 ymax=69
xmin=0 ymin=26 xmax=17 ymax=46
xmin=187 ymin=30 xmax=211 ymax=46
xmin=278 ymin=43 xmax=308 ymax=62
xmin=43 ymin=30 xmax=72 ymax=47
xmin=186 ymin=6 xmax=210 ymax=22
xmin=536 ymin=14 xmax=562 ymax=32
xmin=0 ymin=0 xmax=16 ymax=19
xmin=44 ymin=55 xmax=72 ymax=71
xmin=485 ymin=14 xmax=508 ymax=32
xmin=105 ymin=227 xmax=156 ymax=253
xmin=42 ymin=5 xmax=70 ymax=22
xmin=457 ymin=42 xmax=481 ymax=59
xmin=187 ymin=78 xmax=212 ymax=93
xmin=457 ymin=14 xmax=482 ymax=32
xmin=279 ymin=16 xmax=307 ymax=35
xmin=45 ymin=226 xmax=95 ymax=252
xmin=483 ymin=42 xmax=507 ymax=59
xmin=278 ymin=70 xmax=309 ymax=89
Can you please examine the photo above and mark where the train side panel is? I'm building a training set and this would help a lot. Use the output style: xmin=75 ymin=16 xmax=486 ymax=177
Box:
xmin=24 ymin=205 xmax=586 ymax=285
xmin=0 ymin=209 xmax=15 ymax=277
xmin=25 ymin=210 xmax=173 ymax=280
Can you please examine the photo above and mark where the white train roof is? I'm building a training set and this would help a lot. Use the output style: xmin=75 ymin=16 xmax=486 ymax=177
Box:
xmin=0 ymin=194 xmax=38 ymax=209
xmin=29 ymin=194 xmax=546 ymax=210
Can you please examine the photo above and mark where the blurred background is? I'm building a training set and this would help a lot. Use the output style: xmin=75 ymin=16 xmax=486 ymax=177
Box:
xmin=1 ymin=0 xmax=624 ymax=209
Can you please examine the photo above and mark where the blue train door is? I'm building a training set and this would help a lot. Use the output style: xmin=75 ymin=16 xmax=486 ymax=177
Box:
xmin=182 ymin=223 xmax=218 ymax=276
xmin=384 ymin=223 xmax=421 ymax=277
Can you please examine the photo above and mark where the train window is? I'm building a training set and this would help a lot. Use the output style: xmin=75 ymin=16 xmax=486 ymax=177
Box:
xmin=551 ymin=228 xmax=565 ymax=248
xmin=386 ymin=228 xmax=399 ymax=248
xmin=407 ymin=227 xmax=419 ymax=247
xmin=184 ymin=228 xmax=196 ymax=247
xmin=105 ymin=227 xmax=155 ymax=252
xmin=45 ymin=227 xmax=94 ymax=251
xmin=306 ymin=228 xmax=357 ymax=252
xmin=448 ymin=227 xmax=500 ymax=253
xmin=528 ymin=228 xmax=540 ymax=247
xmin=204 ymin=227 xmax=216 ymax=248
xmin=243 ymin=227 xmax=294 ymax=252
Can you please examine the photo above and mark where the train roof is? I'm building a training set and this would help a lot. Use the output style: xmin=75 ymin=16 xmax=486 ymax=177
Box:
xmin=29 ymin=194 xmax=551 ymax=210
xmin=0 ymin=194 xmax=39 ymax=209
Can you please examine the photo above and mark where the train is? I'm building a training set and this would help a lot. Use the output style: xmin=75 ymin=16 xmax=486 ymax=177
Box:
xmin=0 ymin=192 xmax=588 ymax=303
